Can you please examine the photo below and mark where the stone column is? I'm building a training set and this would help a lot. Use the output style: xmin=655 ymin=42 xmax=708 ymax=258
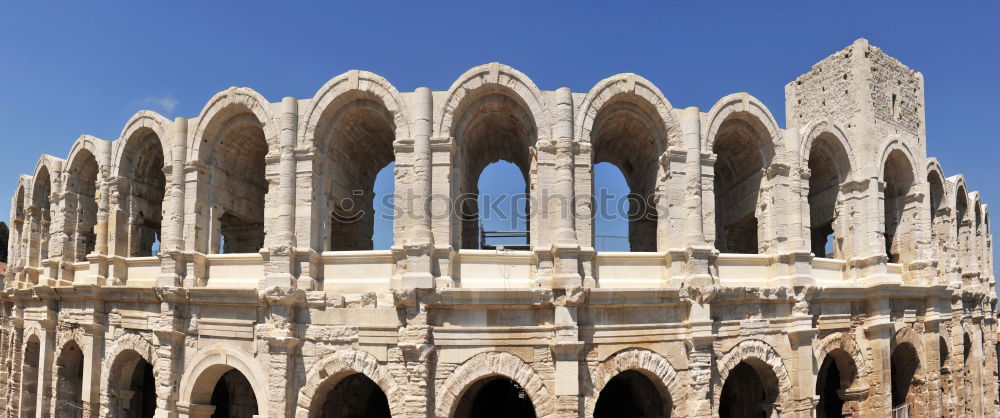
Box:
xmin=429 ymin=136 xmax=456 ymax=287
xmin=679 ymin=107 xmax=714 ymax=287
xmin=84 ymin=141 xmax=113 ymax=285
xmin=81 ymin=323 xmax=104 ymax=418
xmin=157 ymin=118 xmax=188 ymax=287
xmin=261 ymin=287 xmax=303 ymax=417
xmin=788 ymin=317 xmax=819 ymax=418
xmin=551 ymin=288 xmax=585 ymax=417
xmin=7 ymin=315 xmax=24 ymax=417
xmin=864 ymin=299 xmax=894 ymax=415
xmin=36 ymin=318 xmax=57 ymax=418
xmin=262 ymin=97 xmax=299 ymax=289
xmin=393 ymin=288 xmax=436 ymax=418
xmin=397 ymin=87 xmax=435 ymax=289
xmin=546 ymin=88 xmax=582 ymax=289
xmin=153 ymin=287 xmax=187 ymax=418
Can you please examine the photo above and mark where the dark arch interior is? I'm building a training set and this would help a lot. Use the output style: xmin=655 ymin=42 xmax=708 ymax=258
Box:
xmin=32 ymin=168 xmax=52 ymax=263
xmin=454 ymin=90 xmax=535 ymax=250
xmin=963 ymin=333 xmax=972 ymax=364
xmin=713 ymin=116 xmax=770 ymax=254
xmin=883 ymin=150 xmax=915 ymax=263
xmin=591 ymin=98 xmax=664 ymax=252
xmin=890 ymin=342 xmax=919 ymax=407
xmin=110 ymin=351 xmax=155 ymax=418
xmin=816 ymin=355 xmax=844 ymax=418
xmin=719 ymin=361 xmax=776 ymax=418
xmin=807 ymin=134 xmax=850 ymax=259
xmin=209 ymin=369 xmax=258 ymax=418
xmin=317 ymin=373 xmax=391 ymax=418
xmin=319 ymin=99 xmax=396 ymax=251
xmin=68 ymin=150 xmax=100 ymax=261
xmin=955 ymin=186 xmax=970 ymax=274
xmin=454 ymin=376 xmax=536 ymax=418
xmin=928 ymin=171 xmax=944 ymax=223
xmin=939 ymin=336 xmax=949 ymax=369
xmin=204 ymin=111 xmax=268 ymax=254
xmin=120 ymin=131 xmax=165 ymax=257
xmin=21 ymin=336 xmax=40 ymax=417
xmin=55 ymin=341 xmax=85 ymax=418
xmin=594 ymin=370 xmax=669 ymax=418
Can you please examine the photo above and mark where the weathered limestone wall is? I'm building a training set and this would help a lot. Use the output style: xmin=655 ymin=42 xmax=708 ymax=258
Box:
xmin=1 ymin=39 xmax=997 ymax=418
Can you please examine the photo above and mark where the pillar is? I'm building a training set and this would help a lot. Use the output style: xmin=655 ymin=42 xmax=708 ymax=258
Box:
xmin=398 ymin=87 xmax=435 ymax=289
xmin=81 ymin=324 xmax=104 ymax=418
xmin=262 ymin=97 xmax=298 ymax=289
xmin=546 ymin=87 xmax=581 ymax=289
xmin=36 ymin=320 xmax=56 ymax=418
xmin=679 ymin=107 xmax=714 ymax=287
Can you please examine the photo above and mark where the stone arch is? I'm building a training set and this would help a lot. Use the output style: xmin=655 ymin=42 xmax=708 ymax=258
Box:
xmin=437 ymin=63 xmax=549 ymax=250
xmin=295 ymin=349 xmax=403 ymax=418
xmin=9 ymin=176 xmax=31 ymax=277
xmin=300 ymin=71 xmax=409 ymax=252
xmin=704 ymin=94 xmax=782 ymax=255
xmin=814 ymin=332 xmax=867 ymax=417
xmin=715 ymin=339 xmax=794 ymax=416
xmin=299 ymin=69 xmax=411 ymax=146
xmin=178 ymin=344 xmax=269 ymax=415
xmin=879 ymin=139 xmax=920 ymax=264
xmin=28 ymin=157 xmax=61 ymax=269
xmin=112 ymin=111 xmax=172 ymax=178
xmin=100 ymin=333 xmax=159 ymax=412
xmin=436 ymin=351 xmax=552 ymax=418
xmin=191 ymin=87 xmax=276 ymax=254
xmin=20 ymin=330 xmax=42 ymax=418
xmin=53 ymin=335 xmax=86 ymax=417
xmin=576 ymin=73 xmax=682 ymax=252
xmin=891 ymin=327 xmax=925 ymax=412
xmin=703 ymin=93 xmax=783 ymax=157
xmin=65 ymin=136 xmax=106 ymax=263
xmin=435 ymin=62 xmax=551 ymax=141
xmin=31 ymin=155 xmax=64 ymax=207
xmin=585 ymin=348 xmax=682 ymax=417
xmin=800 ymin=120 xmax=857 ymax=259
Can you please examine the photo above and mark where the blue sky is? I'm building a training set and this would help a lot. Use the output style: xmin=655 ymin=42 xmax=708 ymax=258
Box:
xmin=1 ymin=2 xmax=997 ymax=266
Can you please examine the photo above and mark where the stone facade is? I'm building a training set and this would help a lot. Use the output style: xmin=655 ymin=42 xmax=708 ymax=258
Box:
xmin=1 ymin=39 xmax=997 ymax=417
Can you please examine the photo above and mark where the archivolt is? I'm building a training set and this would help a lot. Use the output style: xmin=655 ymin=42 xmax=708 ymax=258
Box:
xmin=295 ymin=349 xmax=404 ymax=418
xmin=435 ymin=351 xmax=553 ymax=418
xmin=190 ymin=87 xmax=278 ymax=162
xmin=299 ymin=69 xmax=411 ymax=146
xmin=575 ymin=72 xmax=682 ymax=149
xmin=703 ymin=92 xmax=783 ymax=157
xmin=715 ymin=339 xmax=794 ymax=414
xmin=814 ymin=331 xmax=867 ymax=385
xmin=799 ymin=119 xmax=857 ymax=180
xmin=585 ymin=348 xmax=683 ymax=417
xmin=435 ymin=62 xmax=551 ymax=141
xmin=113 ymin=110 xmax=172 ymax=177
xmin=877 ymin=135 xmax=921 ymax=183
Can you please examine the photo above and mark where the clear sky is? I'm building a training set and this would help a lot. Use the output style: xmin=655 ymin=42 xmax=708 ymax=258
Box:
xmin=1 ymin=1 xmax=997 ymax=269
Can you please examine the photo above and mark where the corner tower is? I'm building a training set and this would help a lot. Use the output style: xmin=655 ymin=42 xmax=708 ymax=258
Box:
xmin=786 ymin=38 xmax=927 ymax=168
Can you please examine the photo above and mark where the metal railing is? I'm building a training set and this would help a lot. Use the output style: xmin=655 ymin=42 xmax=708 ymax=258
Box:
xmin=479 ymin=226 xmax=529 ymax=250
xmin=891 ymin=404 xmax=909 ymax=418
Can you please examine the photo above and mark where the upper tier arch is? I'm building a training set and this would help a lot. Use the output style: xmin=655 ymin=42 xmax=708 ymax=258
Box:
xmin=575 ymin=72 xmax=682 ymax=148
xmin=299 ymin=69 xmax=411 ymax=147
xmin=704 ymin=92 xmax=783 ymax=157
xmin=112 ymin=110 xmax=172 ymax=177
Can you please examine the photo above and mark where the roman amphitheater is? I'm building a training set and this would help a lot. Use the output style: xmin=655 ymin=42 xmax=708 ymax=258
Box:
xmin=1 ymin=39 xmax=996 ymax=418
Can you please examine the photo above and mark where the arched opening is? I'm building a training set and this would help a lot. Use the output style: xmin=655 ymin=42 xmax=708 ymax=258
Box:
xmin=955 ymin=185 xmax=970 ymax=275
xmin=31 ymin=168 xmax=52 ymax=266
xmin=54 ymin=341 xmax=85 ymax=418
xmin=963 ymin=332 xmax=972 ymax=364
xmin=208 ymin=369 xmax=259 ymax=418
xmin=12 ymin=185 xmax=25 ymax=272
xmin=815 ymin=349 xmax=858 ymax=418
xmin=314 ymin=373 xmax=390 ymax=418
xmin=453 ymin=87 xmax=535 ymax=250
xmin=593 ymin=163 xmax=631 ymax=251
xmin=939 ymin=336 xmax=950 ymax=411
xmin=594 ymin=370 xmax=670 ymax=418
xmin=317 ymin=97 xmax=396 ymax=251
xmin=590 ymin=96 xmax=666 ymax=252
xmin=890 ymin=342 xmax=920 ymax=410
xmin=882 ymin=150 xmax=916 ymax=263
xmin=67 ymin=150 xmax=100 ymax=262
xmin=20 ymin=335 xmax=40 ymax=418
xmin=807 ymin=133 xmax=851 ymax=259
xmin=475 ymin=161 xmax=528 ymax=249
xmin=939 ymin=336 xmax=949 ymax=369
xmin=200 ymin=109 xmax=267 ymax=254
xmin=454 ymin=376 xmax=536 ymax=418
xmin=107 ymin=350 xmax=155 ymax=418
xmin=119 ymin=130 xmax=165 ymax=256
xmin=719 ymin=361 xmax=779 ymax=418
xmin=713 ymin=116 xmax=772 ymax=254
xmin=371 ymin=163 xmax=395 ymax=250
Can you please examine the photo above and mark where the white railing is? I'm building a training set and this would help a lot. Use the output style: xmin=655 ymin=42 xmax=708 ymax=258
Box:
xmin=812 ymin=257 xmax=847 ymax=285
xmin=456 ymin=249 xmax=533 ymax=288
xmin=205 ymin=253 xmax=264 ymax=288
xmin=593 ymin=252 xmax=666 ymax=288
xmin=124 ymin=257 xmax=160 ymax=287
xmin=716 ymin=253 xmax=773 ymax=286
xmin=321 ymin=250 xmax=395 ymax=293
